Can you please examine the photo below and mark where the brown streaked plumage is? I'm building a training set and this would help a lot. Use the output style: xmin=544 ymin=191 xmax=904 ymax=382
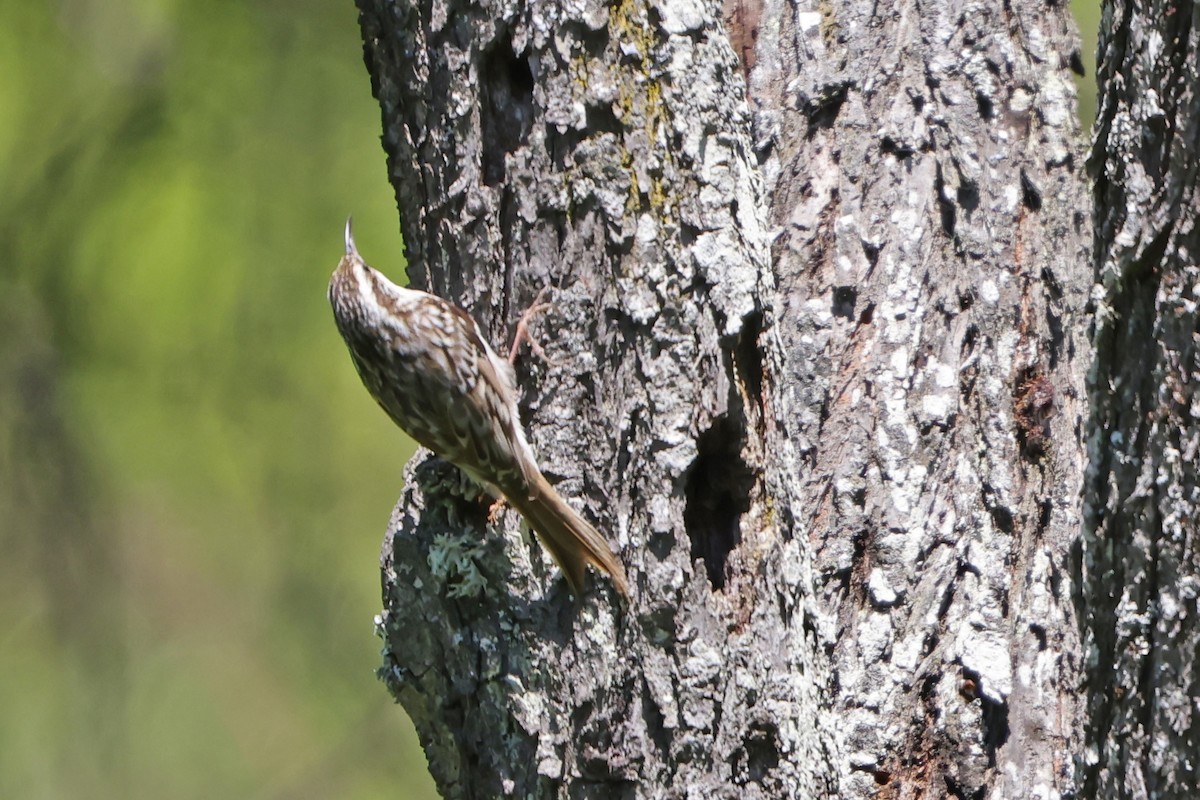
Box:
xmin=328 ymin=219 xmax=628 ymax=598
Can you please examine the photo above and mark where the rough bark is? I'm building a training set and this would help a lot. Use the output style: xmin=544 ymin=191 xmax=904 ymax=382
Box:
xmin=1082 ymin=2 xmax=1200 ymax=798
xmin=354 ymin=0 xmax=1095 ymax=797
xmin=749 ymin=2 xmax=1091 ymax=797
xmin=359 ymin=0 xmax=830 ymax=796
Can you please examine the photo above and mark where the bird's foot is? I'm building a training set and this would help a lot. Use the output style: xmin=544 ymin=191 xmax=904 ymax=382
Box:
xmin=507 ymin=288 xmax=556 ymax=365
xmin=486 ymin=496 xmax=509 ymax=524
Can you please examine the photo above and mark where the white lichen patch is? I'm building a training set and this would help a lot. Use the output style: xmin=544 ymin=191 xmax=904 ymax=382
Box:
xmin=427 ymin=532 xmax=490 ymax=597
xmin=868 ymin=568 xmax=900 ymax=607
xmin=858 ymin=610 xmax=894 ymax=662
xmin=657 ymin=0 xmax=705 ymax=34
xmin=980 ymin=279 xmax=1000 ymax=304
xmin=956 ymin=619 xmax=1014 ymax=703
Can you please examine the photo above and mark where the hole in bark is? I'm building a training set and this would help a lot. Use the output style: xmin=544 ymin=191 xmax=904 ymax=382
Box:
xmin=1020 ymin=170 xmax=1043 ymax=210
xmin=858 ymin=301 xmax=875 ymax=325
xmin=861 ymin=238 xmax=881 ymax=267
xmin=803 ymin=83 xmax=848 ymax=133
xmin=833 ymin=286 xmax=858 ymax=320
xmin=936 ymin=165 xmax=956 ymax=236
xmin=1030 ymin=622 xmax=1047 ymax=650
xmin=880 ymin=136 xmax=915 ymax=159
xmin=956 ymin=180 xmax=979 ymax=213
xmin=734 ymin=311 xmax=764 ymax=402
xmin=647 ymin=530 xmax=674 ymax=560
xmin=987 ymin=501 xmax=1014 ymax=533
xmin=684 ymin=415 xmax=752 ymax=591
xmin=981 ymin=695 xmax=1010 ymax=766
xmin=959 ymin=664 xmax=1010 ymax=768
xmin=479 ymin=38 xmax=534 ymax=186
xmin=641 ymin=678 xmax=671 ymax=758
xmin=739 ymin=723 xmax=780 ymax=783
xmin=585 ymin=103 xmax=622 ymax=135
xmin=975 ymin=91 xmax=994 ymax=120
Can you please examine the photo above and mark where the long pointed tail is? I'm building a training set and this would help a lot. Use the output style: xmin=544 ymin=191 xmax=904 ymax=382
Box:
xmin=510 ymin=475 xmax=629 ymax=598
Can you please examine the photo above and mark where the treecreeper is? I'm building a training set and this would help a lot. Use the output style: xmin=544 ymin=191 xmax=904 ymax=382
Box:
xmin=328 ymin=219 xmax=629 ymax=598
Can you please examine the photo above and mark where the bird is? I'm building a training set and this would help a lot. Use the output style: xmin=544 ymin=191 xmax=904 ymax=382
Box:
xmin=328 ymin=219 xmax=628 ymax=598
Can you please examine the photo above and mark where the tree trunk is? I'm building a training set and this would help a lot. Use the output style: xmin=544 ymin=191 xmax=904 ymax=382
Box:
xmin=353 ymin=0 xmax=1098 ymax=797
xmin=1082 ymin=2 xmax=1200 ymax=797
xmin=754 ymin=2 xmax=1091 ymax=797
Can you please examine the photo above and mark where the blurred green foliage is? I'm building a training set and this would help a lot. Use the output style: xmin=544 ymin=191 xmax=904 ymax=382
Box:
xmin=0 ymin=2 xmax=1100 ymax=799
xmin=0 ymin=1 xmax=434 ymax=798
xmin=1074 ymin=0 xmax=1099 ymax=129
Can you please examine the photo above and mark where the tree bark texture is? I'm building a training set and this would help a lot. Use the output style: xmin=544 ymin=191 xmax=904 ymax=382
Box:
xmin=749 ymin=2 xmax=1091 ymax=798
xmin=359 ymin=0 xmax=831 ymax=796
xmin=1083 ymin=3 xmax=1200 ymax=798
xmin=354 ymin=0 xmax=1095 ymax=797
